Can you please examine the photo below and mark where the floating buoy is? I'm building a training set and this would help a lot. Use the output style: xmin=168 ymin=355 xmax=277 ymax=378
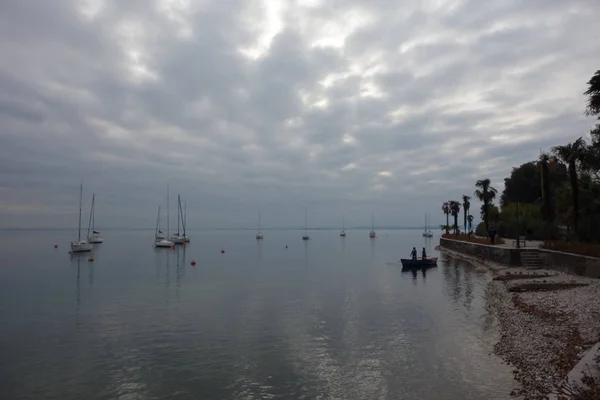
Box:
xmin=88 ymin=257 xmax=94 ymax=262
xmin=190 ymin=260 xmax=196 ymax=266
xmin=285 ymin=245 xmax=288 ymax=249
xmin=221 ymin=249 xmax=225 ymax=254
xmin=54 ymin=244 xmax=58 ymax=248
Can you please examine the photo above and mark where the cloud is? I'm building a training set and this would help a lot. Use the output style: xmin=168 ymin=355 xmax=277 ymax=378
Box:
xmin=0 ymin=0 xmax=598 ymax=228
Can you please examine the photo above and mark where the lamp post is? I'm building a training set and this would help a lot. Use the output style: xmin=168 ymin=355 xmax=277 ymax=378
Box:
xmin=516 ymin=201 xmax=520 ymax=249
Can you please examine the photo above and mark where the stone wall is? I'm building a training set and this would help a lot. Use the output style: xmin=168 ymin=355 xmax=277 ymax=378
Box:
xmin=440 ymin=237 xmax=600 ymax=278
xmin=538 ymin=249 xmax=600 ymax=278
xmin=439 ymin=237 xmax=522 ymax=266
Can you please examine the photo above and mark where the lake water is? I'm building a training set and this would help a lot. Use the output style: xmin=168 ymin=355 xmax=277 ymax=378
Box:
xmin=0 ymin=229 xmax=515 ymax=399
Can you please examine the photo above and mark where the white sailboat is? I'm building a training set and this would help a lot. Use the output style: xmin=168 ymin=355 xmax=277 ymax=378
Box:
xmin=170 ymin=193 xmax=185 ymax=244
xmin=154 ymin=205 xmax=173 ymax=248
xmin=86 ymin=193 xmax=104 ymax=243
xmin=71 ymin=183 xmax=93 ymax=253
xmin=340 ymin=216 xmax=346 ymax=237
xmin=422 ymin=213 xmax=433 ymax=237
xmin=256 ymin=207 xmax=264 ymax=240
xmin=302 ymin=208 xmax=310 ymax=240
xmin=369 ymin=213 xmax=376 ymax=238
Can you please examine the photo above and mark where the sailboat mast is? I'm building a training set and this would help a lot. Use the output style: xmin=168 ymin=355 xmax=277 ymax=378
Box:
xmin=177 ymin=194 xmax=181 ymax=235
xmin=167 ymin=184 xmax=170 ymax=236
xmin=304 ymin=208 xmax=308 ymax=235
xmin=258 ymin=207 xmax=261 ymax=233
xmin=342 ymin=215 xmax=345 ymax=230
xmin=78 ymin=183 xmax=83 ymax=241
xmin=183 ymin=201 xmax=187 ymax=235
xmin=371 ymin=213 xmax=374 ymax=230
xmin=87 ymin=193 xmax=95 ymax=238
xmin=156 ymin=206 xmax=161 ymax=236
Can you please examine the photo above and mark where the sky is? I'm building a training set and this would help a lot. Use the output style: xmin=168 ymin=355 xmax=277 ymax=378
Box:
xmin=0 ymin=0 xmax=599 ymax=229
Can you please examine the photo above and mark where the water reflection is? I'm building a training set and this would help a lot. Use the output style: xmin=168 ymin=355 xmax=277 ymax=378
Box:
xmin=402 ymin=265 xmax=435 ymax=284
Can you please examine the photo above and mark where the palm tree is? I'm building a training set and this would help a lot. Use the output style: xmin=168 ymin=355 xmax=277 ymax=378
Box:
xmin=449 ymin=200 xmax=461 ymax=234
xmin=584 ymin=69 xmax=600 ymax=117
xmin=462 ymin=195 xmax=470 ymax=233
xmin=441 ymin=201 xmax=450 ymax=234
xmin=467 ymin=214 xmax=474 ymax=233
xmin=538 ymin=152 xmax=554 ymax=223
xmin=552 ymin=138 xmax=585 ymax=236
xmin=474 ymin=178 xmax=498 ymax=234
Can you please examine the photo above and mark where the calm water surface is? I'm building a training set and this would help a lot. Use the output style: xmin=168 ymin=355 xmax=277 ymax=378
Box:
xmin=0 ymin=229 xmax=515 ymax=399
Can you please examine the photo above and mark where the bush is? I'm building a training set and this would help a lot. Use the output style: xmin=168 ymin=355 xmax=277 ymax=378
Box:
xmin=442 ymin=233 xmax=505 ymax=245
xmin=542 ymin=241 xmax=600 ymax=258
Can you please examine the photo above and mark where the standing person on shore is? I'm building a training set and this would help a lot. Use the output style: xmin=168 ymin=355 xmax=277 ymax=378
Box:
xmin=489 ymin=228 xmax=497 ymax=245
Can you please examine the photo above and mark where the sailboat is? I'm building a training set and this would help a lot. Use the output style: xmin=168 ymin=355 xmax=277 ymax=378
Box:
xmin=182 ymin=200 xmax=190 ymax=243
xmin=154 ymin=206 xmax=173 ymax=248
xmin=302 ymin=209 xmax=310 ymax=240
xmin=340 ymin=216 xmax=346 ymax=237
xmin=256 ymin=207 xmax=264 ymax=240
xmin=369 ymin=213 xmax=376 ymax=238
xmin=70 ymin=183 xmax=93 ymax=252
xmin=422 ymin=213 xmax=433 ymax=237
xmin=86 ymin=193 xmax=103 ymax=243
xmin=170 ymin=194 xmax=185 ymax=244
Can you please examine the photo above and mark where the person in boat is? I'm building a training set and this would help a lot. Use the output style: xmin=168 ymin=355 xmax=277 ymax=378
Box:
xmin=410 ymin=247 xmax=417 ymax=260
xmin=422 ymin=247 xmax=427 ymax=259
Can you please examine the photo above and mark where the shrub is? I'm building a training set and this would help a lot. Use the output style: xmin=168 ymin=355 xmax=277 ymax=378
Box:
xmin=542 ymin=241 xmax=600 ymax=258
xmin=442 ymin=233 xmax=505 ymax=245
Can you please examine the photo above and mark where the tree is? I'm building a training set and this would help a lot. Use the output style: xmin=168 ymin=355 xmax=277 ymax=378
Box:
xmin=474 ymin=178 xmax=498 ymax=234
xmin=538 ymin=153 xmax=554 ymax=223
xmin=584 ymin=69 xmax=600 ymax=117
xmin=441 ymin=201 xmax=450 ymax=234
xmin=552 ymin=138 xmax=586 ymax=236
xmin=467 ymin=214 xmax=474 ymax=233
xmin=462 ymin=195 xmax=470 ymax=233
xmin=449 ymin=200 xmax=461 ymax=234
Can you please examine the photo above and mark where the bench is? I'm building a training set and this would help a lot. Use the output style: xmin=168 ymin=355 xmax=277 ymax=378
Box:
xmin=512 ymin=236 xmax=526 ymax=247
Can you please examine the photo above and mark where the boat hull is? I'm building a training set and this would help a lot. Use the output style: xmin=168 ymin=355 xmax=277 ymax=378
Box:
xmin=154 ymin=239 xmax=174 ymax=248
xmin=256 ymin=233 xmax=264 ymax=240
xmin=87 ymin=236 xmax=104 ymax=243
xmin=400 ymin=258 xmax=438 ymax=267
xmin=302 ymin=236 xmax=310 ymax=240
xmin=170 ymin=236 xmax=186 ymax=244
xmin=70 ymin=242 xmax=93 ymax=252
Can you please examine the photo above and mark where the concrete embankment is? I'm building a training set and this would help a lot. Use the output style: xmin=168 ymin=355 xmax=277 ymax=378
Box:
xmin=439 ymin=238 xmax=600 ymax=399
xmin=440 ymin=237 xmax=600 ymax=278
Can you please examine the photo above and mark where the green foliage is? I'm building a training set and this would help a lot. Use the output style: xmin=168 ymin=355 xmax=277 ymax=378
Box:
xmin=584 ymin=69 xmax=600 ymax=117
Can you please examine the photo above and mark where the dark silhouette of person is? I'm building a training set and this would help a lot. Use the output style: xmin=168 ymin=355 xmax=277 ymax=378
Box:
xmin=422 ymin=247 xmax=427 ymax=259
xmin=410 ymin=247 xmax=417 ymax=260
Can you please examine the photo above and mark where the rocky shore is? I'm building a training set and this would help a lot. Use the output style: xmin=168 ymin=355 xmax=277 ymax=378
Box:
xmin=440 ymin=248 xmax=600 ymax=399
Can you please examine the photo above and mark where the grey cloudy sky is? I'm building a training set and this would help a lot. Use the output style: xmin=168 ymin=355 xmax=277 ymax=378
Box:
xmin=1 ymin=0 xmax=599 ymax=229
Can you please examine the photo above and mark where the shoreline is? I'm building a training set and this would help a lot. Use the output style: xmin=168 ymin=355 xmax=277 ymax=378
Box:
xmin=439 ymin=247 xmax=600 ymax=399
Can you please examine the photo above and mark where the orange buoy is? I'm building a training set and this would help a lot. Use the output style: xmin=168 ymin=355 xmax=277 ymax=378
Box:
xmin=54 ymin=244 xmax=58 ymax=248
xmin=190 ymin=260 xmax=196 ymax=266
xmin=88 ymin=257 xmax=94 ymax=262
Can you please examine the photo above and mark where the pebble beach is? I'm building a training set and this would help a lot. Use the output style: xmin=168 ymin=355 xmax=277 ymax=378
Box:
xmin=441 ymin=248 xmax=600 ymax=399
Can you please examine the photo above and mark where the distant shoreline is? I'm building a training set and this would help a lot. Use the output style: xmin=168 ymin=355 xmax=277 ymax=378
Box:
xmin=0 ymin=227 xmax=432 ymax=231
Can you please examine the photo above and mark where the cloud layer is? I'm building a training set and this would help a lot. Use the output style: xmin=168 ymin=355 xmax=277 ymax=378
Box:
xmin=1 ymin=0 xmax=599 ymax=228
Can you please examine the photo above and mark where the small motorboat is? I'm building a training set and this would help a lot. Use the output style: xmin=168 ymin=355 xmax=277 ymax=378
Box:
xmin=400 ymin=257 xmax=438 ymax=268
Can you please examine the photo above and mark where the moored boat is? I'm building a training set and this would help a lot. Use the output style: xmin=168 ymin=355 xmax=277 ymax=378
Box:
xmin=400 ymin=257 xmax=438 ymax=268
